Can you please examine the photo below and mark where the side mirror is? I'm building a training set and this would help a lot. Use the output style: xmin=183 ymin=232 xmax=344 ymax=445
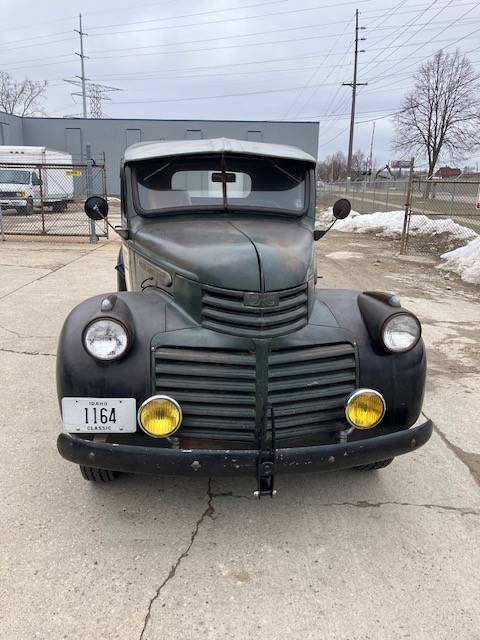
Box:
xmin=85 ymin=195 xmax=109 ymax=220
xmin=332 ymin=198 xmax=351 ymax=220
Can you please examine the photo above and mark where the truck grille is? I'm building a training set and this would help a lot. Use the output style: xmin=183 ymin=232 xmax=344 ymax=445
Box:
xmin=268 ymin=343 xmax=357 ymax=439
xmin=154 ymin=346 xmax=257 ymax=443
xmin=201 ymin=283 xmax=308 ymax=337
xmin=154 ymin=342 xmax=356 ymax=445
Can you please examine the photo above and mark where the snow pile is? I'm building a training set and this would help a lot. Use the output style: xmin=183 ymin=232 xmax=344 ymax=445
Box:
xmin=439 ymin=236 xmax=480 ymax=284
xmin=317 ymin=207 xmax=477 ymax=242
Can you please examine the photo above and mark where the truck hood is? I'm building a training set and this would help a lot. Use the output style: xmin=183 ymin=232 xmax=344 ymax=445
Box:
xmin=133 ymin=215 xmax=314 ymax=291
xmin=0 ymin=183 xmax=28 ymax=192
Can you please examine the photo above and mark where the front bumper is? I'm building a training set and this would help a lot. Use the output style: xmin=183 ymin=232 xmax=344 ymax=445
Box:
xmin=0 ymin=199 xmax=26 ymax=208
xmin=57 ymin=419 xmax=433 ymax=477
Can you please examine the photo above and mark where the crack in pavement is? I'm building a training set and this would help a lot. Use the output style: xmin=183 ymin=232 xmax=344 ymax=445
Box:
xmin=0 ymin=243 xmax=107 ymax=302
xmin=0 ymin=348 xmax=55 ymax=357
xmin=0 ymin=321 xmax=55 ymax=339
xmin=139 ymin=478 xmax=215 ymax=640
xmin=138 ymin=480 xmax=478 ymax=638
xmin=314 ymin=500 xmax=479 ymax=516
xmin=433 ymin=422 xmax=480 ymax=487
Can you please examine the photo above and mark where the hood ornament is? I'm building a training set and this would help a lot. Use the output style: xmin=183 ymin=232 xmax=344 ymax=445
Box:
xmin=243 ymin=292 xmax=280 ymax=308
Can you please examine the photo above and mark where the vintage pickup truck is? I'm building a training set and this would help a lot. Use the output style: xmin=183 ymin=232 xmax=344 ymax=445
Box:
xmin=57 ymin=138 xmax=432 ymax=496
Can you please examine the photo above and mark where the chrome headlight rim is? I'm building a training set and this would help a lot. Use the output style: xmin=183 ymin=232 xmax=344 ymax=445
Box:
xmin=381 ymin=312 xmax=421 ymax=353
xmin=82 ymin=316 xmax=131 ymax=362
xmin=137 ymin=394 xmax=183 ymax=438
xmin=345 ymin=388 xmax=386 ymax=429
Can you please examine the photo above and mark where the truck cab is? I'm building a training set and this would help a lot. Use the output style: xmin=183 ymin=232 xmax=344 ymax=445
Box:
xmin=0 ymin=167 xmax=40 ymax=214
xmin=57 ymin=138 xmax=432 ymax=496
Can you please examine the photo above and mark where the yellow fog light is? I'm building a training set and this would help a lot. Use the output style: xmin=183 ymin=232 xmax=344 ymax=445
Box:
xmin=345 ymin=389 xmax=385 ymax=430
xmin=138 ymin=395 xmax=182 ymax=438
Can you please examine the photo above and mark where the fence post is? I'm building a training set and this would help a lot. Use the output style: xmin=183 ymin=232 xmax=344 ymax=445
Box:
xmin=101 ymin=151 xmax=108 ymax=238
xmin=38 ymin=165 xmax=46 ymax=235
xmin=85 ymin=144 xmax=97 ymax=244
xmin=400 ymin=157 xmax=415 ymax=254
xmin=449 ymin=181 xmax=456 ymax=219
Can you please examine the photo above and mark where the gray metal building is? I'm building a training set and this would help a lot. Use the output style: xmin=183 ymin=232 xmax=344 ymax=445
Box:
xmin=0 ymin=112 xmax=318 ymax=195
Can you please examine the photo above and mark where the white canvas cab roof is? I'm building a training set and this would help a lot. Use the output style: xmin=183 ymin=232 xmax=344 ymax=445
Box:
xmin=123 ymin=137 xmax=316 ymax=166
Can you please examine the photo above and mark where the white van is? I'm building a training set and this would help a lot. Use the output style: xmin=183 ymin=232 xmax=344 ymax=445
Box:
xmin=0 ymin=146 xmax=74 ymax=214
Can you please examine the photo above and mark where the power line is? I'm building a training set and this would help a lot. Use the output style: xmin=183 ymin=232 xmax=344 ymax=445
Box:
xmin=1 ymin=0 xmax=477 ymax=48
xmin=304 ymin=0 xmax=409 ymax=128
xmin=88 ymin=0 xmax=288 ymax=32
xmin=367 ymin=0 xmax=480 ymax=83
xmin=283 ymin=17 xmax=355 ymax=118
xmin=87 ymin=0 xmax=372 ymax=38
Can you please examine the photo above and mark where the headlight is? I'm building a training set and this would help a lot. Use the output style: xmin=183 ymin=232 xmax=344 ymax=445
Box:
xmin=345 ymin=389 xmax=386 ymax=429
xmin=138 ymin=395 xmax=182 ymax=438
xmin=382 ymin=313 xmax=421 ymax=352
xmin=83 ymin=318 xmax=129 ymax=361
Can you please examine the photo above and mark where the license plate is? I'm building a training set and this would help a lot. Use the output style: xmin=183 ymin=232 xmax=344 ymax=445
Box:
xmin=61 ymin=397 xmax=137 ymax=434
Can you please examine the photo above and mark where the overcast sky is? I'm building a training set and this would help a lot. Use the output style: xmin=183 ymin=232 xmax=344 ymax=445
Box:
xmin=3 ymin=0 xmax=480 ymax=166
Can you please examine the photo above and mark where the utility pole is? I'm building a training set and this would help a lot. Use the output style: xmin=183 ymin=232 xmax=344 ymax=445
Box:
xmin=368 ymin=121 xmax=376 ymax=180
xmin=74 ymin=13 xmax=88 ymax=118
xmin=343 ymin=9 xmax=367 ymax=179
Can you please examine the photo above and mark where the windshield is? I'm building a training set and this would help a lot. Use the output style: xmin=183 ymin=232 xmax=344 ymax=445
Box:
xmin=0 ymin=169 xmax=31 ymax=185
xmin=133 ymin=155 xmax=308 ymax=215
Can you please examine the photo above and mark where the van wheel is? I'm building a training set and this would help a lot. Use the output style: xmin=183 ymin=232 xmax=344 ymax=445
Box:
xmin=25 ymin=198 xmax=34 ymax=214
xmin=79 ymin=465 xmax=121 ymax=482
xmin=355 ymin=458 xmax=394 ymax=471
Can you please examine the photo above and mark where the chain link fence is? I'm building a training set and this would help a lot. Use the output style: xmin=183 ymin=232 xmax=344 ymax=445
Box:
xmin=317 ymin=177 xmax=480 ymax=256
xmin=405 ymin=179 xmax=480 ymax=255
xmin=0 ymin=159 xmax=108 ymax=239
xmin=317 ymin=179 xmax=410 ymax=214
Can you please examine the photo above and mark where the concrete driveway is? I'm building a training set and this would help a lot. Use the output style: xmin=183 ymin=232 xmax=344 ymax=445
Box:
xmin=0 ymin=234 xmax=478 ymax=639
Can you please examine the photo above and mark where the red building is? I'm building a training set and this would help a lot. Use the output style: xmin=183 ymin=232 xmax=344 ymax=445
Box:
xmin=435 ymin=166 xmax=461 ymax=179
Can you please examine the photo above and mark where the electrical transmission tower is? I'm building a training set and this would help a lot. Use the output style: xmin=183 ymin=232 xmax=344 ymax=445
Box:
xmin=64 ymin=14 xmax=121 ymax=118
xmin=88 ymin=83 xmax=121 ymax=118
xmin=64 ymin=79 xmax=121 ymax=118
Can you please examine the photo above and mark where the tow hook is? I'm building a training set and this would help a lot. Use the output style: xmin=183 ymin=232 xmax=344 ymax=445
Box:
xmin=254 ymin=404 xmax=277 ymax=498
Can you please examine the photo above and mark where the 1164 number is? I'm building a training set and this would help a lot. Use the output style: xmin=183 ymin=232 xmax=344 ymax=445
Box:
xmin=84 ymin=407 xmax=117 ymax=425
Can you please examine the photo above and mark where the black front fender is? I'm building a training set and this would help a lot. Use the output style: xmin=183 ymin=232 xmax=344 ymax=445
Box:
xmin=312 ymin=289 xmax=426 ymax=428
xmin=56 ymin=289 xmax=197 ymax=407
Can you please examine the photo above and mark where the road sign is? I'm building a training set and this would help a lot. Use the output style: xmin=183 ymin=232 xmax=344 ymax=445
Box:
xmin=65 ymin=170 xmax=82 ymax=177
xmin=391 ymin=160 xmax=412 ymax=169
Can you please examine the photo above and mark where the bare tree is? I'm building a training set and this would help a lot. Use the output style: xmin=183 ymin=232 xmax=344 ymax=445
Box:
xmin=393 ymin=50 xmax=480 ymax=179
xmin=351 ymin=149 xmax=367 ymax=179
xmin=0 ymin=72 xmax=47 ymax=116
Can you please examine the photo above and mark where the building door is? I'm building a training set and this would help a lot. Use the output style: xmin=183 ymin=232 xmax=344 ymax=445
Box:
xmin=65 ymin=128 xmax=83 ymax=162
xmin=247 ymin=130 xmax=263 ymax=141
xmin=125 ymin=128 xmax=142 ymax=149
xmin=185 ymin=129 xmax=203 ymax=140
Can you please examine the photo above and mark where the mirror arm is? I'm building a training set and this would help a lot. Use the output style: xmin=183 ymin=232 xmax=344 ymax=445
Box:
xmin=92 ymin=204 xmax=129 ymax=240
xmin=314 ymin=219 xmax=337 ymax=241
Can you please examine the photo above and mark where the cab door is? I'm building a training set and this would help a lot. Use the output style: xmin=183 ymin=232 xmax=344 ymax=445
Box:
xmin=31 ymin=171 xmax=42 ymax=207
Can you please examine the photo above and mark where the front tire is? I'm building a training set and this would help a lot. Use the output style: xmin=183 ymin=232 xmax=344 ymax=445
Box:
xmin=15 ymin=198 xmax=34 ymax=215
xmin=52 ymin=201 xmax=67 ymax=213
xmin=79 ymin=465 xmax=121 ymax=482
xmin=355 ymin=458 xmax=394 ymax=471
